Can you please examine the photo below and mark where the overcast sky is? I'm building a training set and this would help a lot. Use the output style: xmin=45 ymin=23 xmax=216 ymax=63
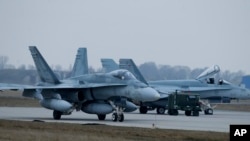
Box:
xmin=0 ymin=0 xmax=249 ymax=74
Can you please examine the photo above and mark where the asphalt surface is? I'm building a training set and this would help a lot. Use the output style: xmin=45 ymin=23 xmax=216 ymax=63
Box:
xmin=1 ymin=107 xmax=249 ymax=132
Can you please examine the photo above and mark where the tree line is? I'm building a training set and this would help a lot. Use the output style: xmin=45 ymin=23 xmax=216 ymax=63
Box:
xmin=0 ymin=56 xmax=245 ymax=85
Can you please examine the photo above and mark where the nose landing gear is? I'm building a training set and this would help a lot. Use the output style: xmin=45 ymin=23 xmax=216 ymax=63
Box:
xmin=112 ymin=106 xmax=124 ymax=122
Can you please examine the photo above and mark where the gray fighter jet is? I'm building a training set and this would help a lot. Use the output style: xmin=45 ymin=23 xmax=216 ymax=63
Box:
xmin=101 ymin=58 xmax=250 ymax=114
xmin=0 ymin=47 xmax=160 ymax=122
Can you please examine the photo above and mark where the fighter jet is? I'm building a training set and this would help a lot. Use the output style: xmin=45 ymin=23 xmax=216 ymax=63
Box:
xmin=0 ymin=47 xmax=160 ymax=122
xmin=101 ymin=58 xmax=250 ymax=114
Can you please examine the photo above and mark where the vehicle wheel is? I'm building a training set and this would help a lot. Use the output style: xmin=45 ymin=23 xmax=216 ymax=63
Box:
xmin=168 ymin=109 xmax=173 ymax=115
xmin=185 ymin=110 xmax=191 ymax=116
xmin=118 ymin=114 xmax=124 ymax=122
xmin=173 ymin=109 xmax=179 ymax=115
xmin=204 ymin=110 xmax=208 ymax=115
xmin=53 ymin=110 xmax=62 ymax=120
xmin=168 ymin=109 xmax=175 ymax=115
xmin=208 ymin=108 xmax=213 ymax=115
xmin=112 ymin=113 xmax=118 ymax=122
xmin=204 ymin=108 xmax=213 ymax=115
xmin=157 ymin=107 xmax=165 ymax=114
xmin=139 ymin=106 xmax=148 ymax=114
xmin=192 ymin=110 xmax=199 ymax=116
xmin=97 ymin=114 xmax=106 ymax=120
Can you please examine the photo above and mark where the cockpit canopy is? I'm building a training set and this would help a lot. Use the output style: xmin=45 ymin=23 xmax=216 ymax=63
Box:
xmin=109 ymin=69 xmax=136 ymax=80
xmin=196 ymin=65 xmax=220 ymax=80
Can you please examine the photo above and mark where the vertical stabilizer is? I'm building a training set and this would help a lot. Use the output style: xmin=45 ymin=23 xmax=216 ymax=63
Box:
xmin=29 ymin=46 xmax=60 ymax=84
xmin=119 ymin=59 xmax=148 ymax=85
xmin=71 ymin=48 xmax=88 ymax=77
xmin=101 ymin=58 xmax=119 ymax=72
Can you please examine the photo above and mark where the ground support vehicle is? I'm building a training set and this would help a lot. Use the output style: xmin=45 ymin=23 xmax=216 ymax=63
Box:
xmin=139 ymin=92 xmax=214 ymax=115
xmin=168 ymin=92 xmax=202 ymax=116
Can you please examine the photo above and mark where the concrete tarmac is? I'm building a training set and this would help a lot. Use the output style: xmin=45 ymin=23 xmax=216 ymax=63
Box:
xmin=1 ymin=107 xmax=250 ymax=132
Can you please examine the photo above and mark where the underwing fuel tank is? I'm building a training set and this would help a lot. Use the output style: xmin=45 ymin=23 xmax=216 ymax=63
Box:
xmin=40 ymin=99 xmax=73 ymax=112
xmin=124 ymin=101 xmax=138 ymax=112
xmin=81 ymin=102 xmax=114 ymax=115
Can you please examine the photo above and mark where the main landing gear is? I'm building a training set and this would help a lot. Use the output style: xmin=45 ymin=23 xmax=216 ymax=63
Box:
xmin=53 ymin=110 xmax=62 ymax=120
xmin=53 ymin=110 xmax=72 ymax=120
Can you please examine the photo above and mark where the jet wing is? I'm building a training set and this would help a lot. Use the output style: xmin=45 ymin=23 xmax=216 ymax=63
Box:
xmin=184 ymin=86 xmax=232 ymax=92
xmin=0 ymin=83 xmax=127 ymax=90
xmin=32 ymin=83 xmax=127 ymax=89
xmin=0 ymin=83 xmax=32 ymax=90
xmin=152 ymin=85 xmax=232 ymax=94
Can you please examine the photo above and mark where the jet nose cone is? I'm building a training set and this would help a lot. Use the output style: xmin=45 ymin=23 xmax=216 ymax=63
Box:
xmin=137 ymin=87 xmax=160 ymax=102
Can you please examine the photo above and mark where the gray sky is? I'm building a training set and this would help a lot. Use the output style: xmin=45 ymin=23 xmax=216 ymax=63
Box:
xmin=0 ymin=0 xmax=250 ymax=73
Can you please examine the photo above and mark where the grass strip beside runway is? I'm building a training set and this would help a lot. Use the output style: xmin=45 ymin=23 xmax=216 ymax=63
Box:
xmin=0 ymin=120 xmax=228 ymax=141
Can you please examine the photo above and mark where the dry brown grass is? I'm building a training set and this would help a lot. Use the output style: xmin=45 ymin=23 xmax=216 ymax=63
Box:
xmin=0 ymin=120 xmax=228 ymax=141
xmin=0 ymin=97 xmax=40 ymax=107
xmin=215 ymin=103 xmax=250 ymax=112
xmin=0 ymin=91 xmax=39 ymax=107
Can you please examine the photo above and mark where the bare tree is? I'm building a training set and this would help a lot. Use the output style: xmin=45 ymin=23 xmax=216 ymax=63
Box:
xmin=0 ymin=56 xmax=9 ymax=69
xmin=54 ymin=65 xmax=62 ymax=71
xmin=139 ymin=62 xmax=160 ymax=81
xmin=18 ymin=64 xmax=26 ymax=70
xmin=27 ymin=65 xmax=35 ymax=70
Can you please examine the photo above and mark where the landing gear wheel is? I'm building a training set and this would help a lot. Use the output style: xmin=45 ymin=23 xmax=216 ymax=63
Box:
xmin=53 ymin=110 xmax=62 ymax=120
xmin=110 ymin=100 xmax=126 ymax=122
xmin=118 ymin=113 xmax=124 ymax=122
xmin=97 ymin=114 xmax=106 ymax=120
xmin=139 ymin=106 xmax=148 ymax=114
xmin=157 ymin=107 xmax=165 ymax=114
xmin=112 ymin=113 xmax=118 ymax=122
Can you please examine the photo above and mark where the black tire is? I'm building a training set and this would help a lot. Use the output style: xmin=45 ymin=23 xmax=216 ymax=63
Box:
xmin=53 ymin=110 xmax=62 ymax=120
xmin=204 ymin=108 xmax=213 ymax=115
xmin=97 ymin=114 xmax=106 ymax=120
xmin=173 ymin=109 xmax=179 ymax=115
xmin=208 ymin=109 xmax=213 ymax=115
xmin=168 ymin=109 xmax=173 ymax=115
xmin=139 ymin=106 xmax=148 ymax=114
xmin=118 ymin=114 xmax=124 ymax=122
xmin=168 ymin=109 xmax=178 ymax=115
xmin=185 ymin=110 xmax=192 ymax=116
xmin=112 ymin=113 xmax=118 ymax=122
xmin=192 ymin=110 xmax=199 ymax=116
xmin=156 ymin=107 xmax=165 ymax=114
xmin=204 ymin=110 xmax=208 ymax=115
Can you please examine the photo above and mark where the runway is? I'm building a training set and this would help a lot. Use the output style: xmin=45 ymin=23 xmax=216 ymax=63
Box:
xmin=0 ymin=107 xmax=249 ymax=132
